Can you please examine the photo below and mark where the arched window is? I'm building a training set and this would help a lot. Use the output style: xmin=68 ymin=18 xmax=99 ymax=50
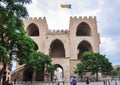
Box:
xmin=77 ymin=41 xmax=92 ymax=60
xmin=49 ymin=39 xmax=65 ymax=58
xmin=27 ymin=23 xmax=39 ymax=36
xmin=76 ymin=22 xmax=91 ymax=36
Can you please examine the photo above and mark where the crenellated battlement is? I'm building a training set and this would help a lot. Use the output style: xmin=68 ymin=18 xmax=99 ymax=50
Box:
xmin=70 ymin=16 xmax=96 ymax=20
xmin=47 ymin=29 xmax=69 ymax=35
xmin=22 ymin=17 xmax=46 ymax=21
xmin=13 ymin=15 xmax=100 ymax=82
xmin=23 ymin=16 xmax=97 ymax=35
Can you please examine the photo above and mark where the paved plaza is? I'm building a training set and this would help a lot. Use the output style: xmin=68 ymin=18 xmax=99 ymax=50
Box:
xmin=14 ymin=80 xmax=120 ymax=85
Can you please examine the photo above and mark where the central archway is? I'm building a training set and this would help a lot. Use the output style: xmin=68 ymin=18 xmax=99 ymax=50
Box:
xmin=54 ymin=64 xmax=64 ymax=81
xmin=49 ymin=39 xmax=65 ymax=58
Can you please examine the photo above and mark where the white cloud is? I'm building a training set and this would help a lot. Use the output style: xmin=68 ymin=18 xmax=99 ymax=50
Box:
xmin=26 ymin=0 xmax=120 ymax=65
xmin=100 ymin=37 xmax=119 ymax=54
xmin=100 ymin=37 xmax=120 ymax=65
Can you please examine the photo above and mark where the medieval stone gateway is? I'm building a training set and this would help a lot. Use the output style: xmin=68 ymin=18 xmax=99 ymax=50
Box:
xmin=11 ymin=16 xmax=100 ymax=82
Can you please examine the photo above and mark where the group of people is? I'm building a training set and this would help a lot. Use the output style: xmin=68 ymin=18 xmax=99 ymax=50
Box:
xmin=71 ymin=76 xmax=90 ymax=85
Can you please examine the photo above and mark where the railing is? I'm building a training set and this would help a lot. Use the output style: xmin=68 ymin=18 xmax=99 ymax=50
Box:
xmin=11 ymin=80 xmax=120 ymax=85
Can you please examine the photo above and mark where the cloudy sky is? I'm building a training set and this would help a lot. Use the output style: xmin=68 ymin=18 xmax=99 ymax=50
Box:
xmin=26 ymin=0 xmax=120 ymax=66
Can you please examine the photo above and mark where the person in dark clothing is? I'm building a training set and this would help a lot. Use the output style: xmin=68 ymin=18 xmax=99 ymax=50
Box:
xmin=14 ymin=78 xmax=17 ymax=84
xmin=86 ymin=77 xmax=90 ymax=85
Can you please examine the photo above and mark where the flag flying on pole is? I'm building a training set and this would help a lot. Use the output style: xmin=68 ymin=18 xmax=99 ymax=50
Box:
xmin=60 ymin=4 xmax=71 ymax=9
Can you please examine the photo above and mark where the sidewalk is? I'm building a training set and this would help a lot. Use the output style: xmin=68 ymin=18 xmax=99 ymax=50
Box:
xmin=13 ymin=80 xmax=120 ymax=85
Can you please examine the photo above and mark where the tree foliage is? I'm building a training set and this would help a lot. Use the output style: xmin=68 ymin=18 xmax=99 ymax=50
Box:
xmin=0 ymin=0 xmax=53 ymax=83
xmin=0 ymin=1 xmax=32 ymax=55
xmin=111 ymin=67 xmax=120 ymax=77
xmin=0 ymin=0 xmax=32 ymax=79
xmin=24 ymin=51 xmax=52 ymax=71
xmin=0 ymin=46 xmax=9 ymax=63
xmin=47 ymin=64 xmax=57 ymax=75
xmin=75 ymin=63 xmax=86 ymax=81
xmin=75 ymin=52 xmax=113 ymax=81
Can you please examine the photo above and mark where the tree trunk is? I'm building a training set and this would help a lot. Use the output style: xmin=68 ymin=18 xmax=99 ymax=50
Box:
xmin=51 ymin=73 xmax=53 ymax=81
xmin=80 ymin=75 xmax=83 ymax=82
xmin=96 ymin=72 xmax=98 ymax=82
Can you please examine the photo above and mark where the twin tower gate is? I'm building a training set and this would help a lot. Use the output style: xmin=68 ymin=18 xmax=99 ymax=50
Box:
xmin=13 ymin=16 xmax=100 ymax=82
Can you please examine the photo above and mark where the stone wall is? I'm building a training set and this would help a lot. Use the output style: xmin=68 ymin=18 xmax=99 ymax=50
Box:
xmin=13 ymin=16 xmax=100 ymax=82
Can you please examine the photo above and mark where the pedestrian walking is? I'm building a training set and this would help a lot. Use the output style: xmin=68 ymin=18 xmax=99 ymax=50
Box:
xmin=86 ymin=77 xmax=90 ymax=85
xmin=103 ymin=80 xmax=106 ymax=85
xmin=115 ymin=80 xmax=117 ymax=85
xmin=71 ymin=76 xmax=77 ymax=85
xmin=108 ymin=80 xmax=110 ymax=85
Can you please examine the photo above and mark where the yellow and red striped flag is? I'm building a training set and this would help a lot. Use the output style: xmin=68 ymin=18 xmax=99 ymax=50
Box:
xmin=60 ymin=4 xmax=71 ymax=9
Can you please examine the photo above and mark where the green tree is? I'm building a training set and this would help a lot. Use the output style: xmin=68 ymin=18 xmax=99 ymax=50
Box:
xmin=0 ymin=0 xmax=33 ymax=82
xmin=0 ymin=0 xmax=54 ymax=83
xmin=75 ymin=63 xmax=87 ymax=81
xmin=0 ymin=46 xmax=9 ymax=81
xmin=47 ymin=64 xmax=57 ymax=81
xmin=25 ymin=51 xmax=52 ymax=71
xmin=29 ymin=55 xmax=58 ymax=82
xmin=21 ymin=51 xmax=54 ymax=81
xmin=111 ymin=69 xmax=118 ymax=77
xmin=111 ymin=67 xmax=120 ymax=78
xmin=116 ymin=67 xmax=120 ymax=76
xmin=76 ymin=52 xmax=113 ymax=81
xmin=0 ymin=0 xmax=55 ymax=83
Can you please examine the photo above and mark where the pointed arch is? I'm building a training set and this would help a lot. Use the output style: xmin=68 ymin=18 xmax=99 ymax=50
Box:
xmin=35 ymin=67 xmax=44 ymax=81
xmin=27 ymin=23 xmax=39 ymax=36
xmin=77 ymin=40 xmax=92 ymax=60
xmin=76 ymin=22 xmax=91 ymax=36
xmin=49 ymin=39 xmax=65 ymax=58
xmin=23 ymin=66 xmax=34 ymax=82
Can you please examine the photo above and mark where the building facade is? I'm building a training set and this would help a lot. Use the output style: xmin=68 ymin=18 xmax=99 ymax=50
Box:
xmin=12 ymin=16 xmax=100 ymax=82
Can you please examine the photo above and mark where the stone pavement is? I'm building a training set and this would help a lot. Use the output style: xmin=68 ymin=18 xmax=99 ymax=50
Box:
xmin=14 ymin=80 xmax=120 ymax=85
xmin=64 ymin=81 xmax=119 ymax=85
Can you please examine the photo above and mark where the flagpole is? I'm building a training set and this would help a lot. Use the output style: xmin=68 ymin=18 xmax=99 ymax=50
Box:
xmin=70 ymin=7 xmax=73 ymax=17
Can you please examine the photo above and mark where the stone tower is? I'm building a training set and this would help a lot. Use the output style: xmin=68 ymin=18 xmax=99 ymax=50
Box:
xmin=69 ymin=16 xmax=100 ymax=80
xmin=12 ymin=16 xmax=100 ymax=82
